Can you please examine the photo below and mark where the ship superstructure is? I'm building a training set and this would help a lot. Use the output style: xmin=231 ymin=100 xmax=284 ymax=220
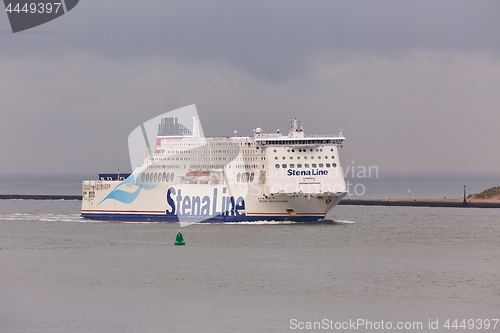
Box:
xmin=81 ymin=117 xmax=347 ymax=222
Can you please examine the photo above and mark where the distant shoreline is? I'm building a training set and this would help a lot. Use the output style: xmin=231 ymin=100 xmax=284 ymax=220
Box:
xmin=1 ymin=194 xmax=499 ymax=208
xmin=339 ymin=198 xmax=500 ymax=208
xmin=0 ymin=195 xmax=82 ymax=200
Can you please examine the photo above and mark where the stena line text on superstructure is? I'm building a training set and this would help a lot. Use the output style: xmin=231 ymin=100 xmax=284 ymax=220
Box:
xmin=287 ymin=169 xmax=328 ymax=176
xmin=166 ymin=187 xmax=245 ymax=217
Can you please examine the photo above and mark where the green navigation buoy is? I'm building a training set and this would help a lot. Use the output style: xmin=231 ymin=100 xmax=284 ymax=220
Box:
xmin=174 ymin=231 xmax=185 ymax=245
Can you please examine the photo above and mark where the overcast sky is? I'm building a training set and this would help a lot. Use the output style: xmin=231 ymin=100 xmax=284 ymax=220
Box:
xmin=1 ymin=0 xmax=500 ymax=174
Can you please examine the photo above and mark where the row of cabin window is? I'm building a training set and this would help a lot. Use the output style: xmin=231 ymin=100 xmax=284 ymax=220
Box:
xmin=275 ymin=155 xmax=334 ymax=160
xmin=141 ymin=172 xmax=175 ymax=183
xmin=237 ymin=172 xmax=255 ymax=182
xmin=262 ymin=140 xmax=343 ymax=146
xmin=161 ymin=148 xmax=257 ymax=154
xmin=273 ymin=148 xmax=333 ymax=153
xmin=148 ymin=164 xmax=179 ymax=169
xmin=275 ymin=163 xmax=337 ymax=169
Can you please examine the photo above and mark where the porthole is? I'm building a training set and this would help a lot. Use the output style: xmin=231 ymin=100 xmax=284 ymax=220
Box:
xmin=154 ymin=173 xmax=158 ymax=182
xmin=298 ymin=149 xmax=302 ymax=152
xmin=275 ymin=164 xmax=280 ymax=169
xmin=141 ymin=173 xmax=145 ymax=182
xmin=320 ymin=149 xmax=323 ymax=152
xmin=275 ymin=157 xmax=278 ymax=160
xmin=250 ymin=173 xmax=255 ymax=182
xmin=316 ymin=149 xmax=319 ymax=152
xmin=290 ymin=164 xmax=295 ymax=168
xmin=311 ymin=156 xmax=314 ymax=159
xmin=287 ymin=149 xmax=290 ymax=152
xmin=242 ymin=173 xmax=248 ymax=182
xmin=332 ymin=156 xmax=335 ymax=159
xmin=282 ymin=164 xmax=287 ymax=168
xmin=310 ymin=149 xmax=313 ymax=152
xmin=319 ymin=163 xmax=324 ymax=167
xmin=297 ymin=156 xmax=300 ymax=160
xmin=297 ymin=164 xmax=302 ymax=168
xmin=237 ymin=173 xmax=241 ymax=182
xmin=333 ymin=163 xmax=337 ymax=168
xmin=318 ymin=156 xmax=321 ymax=159
xmin=282 ymin=156 xmax=286 ymax=160
xmin=291 ymin=149 xmax=295 ymax=152
xmin=304 ymin=156 xmax=307 ymax=159
xmin=290 ymin=156 xmax=293 ymax=159
xmin=170 ymin=173 xmax=175 ymax=181
xmin=326 ymin=163 xmax=331 ymax=168
xmin=274 ymin=149 xmax=277 ymax=153
xmin=312 ymin=164 xmax=317 ymax=168
xmin=331 ymin=148 xmax=334 ymax=152
xmin=305 ymin=164 xmax=310 ymax=168
xmin=146 ymin=173 xmax=150 ymax=182
xmin=325 ymin=156 xmax=328 ymax=159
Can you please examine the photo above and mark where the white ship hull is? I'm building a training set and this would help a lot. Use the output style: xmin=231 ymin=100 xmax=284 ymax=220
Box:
xmin=81 ymin=182 xmax=346 ymax=222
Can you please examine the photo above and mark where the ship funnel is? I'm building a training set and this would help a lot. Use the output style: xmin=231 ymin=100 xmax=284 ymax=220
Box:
xmin=288 ymin=118 xmax=305 ymax=138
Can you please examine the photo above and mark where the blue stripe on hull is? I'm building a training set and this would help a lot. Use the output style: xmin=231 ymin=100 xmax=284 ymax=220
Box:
xmin=80 ymin=213 xmax=325 ymax=223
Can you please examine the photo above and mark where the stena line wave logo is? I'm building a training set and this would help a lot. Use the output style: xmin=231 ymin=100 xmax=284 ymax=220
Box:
xmin=3 ymin=0 xmax=79 ymax=33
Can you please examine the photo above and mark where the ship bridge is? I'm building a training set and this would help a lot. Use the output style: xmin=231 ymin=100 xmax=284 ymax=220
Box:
xmin=253 ymin=118 xmax=344 ymax=147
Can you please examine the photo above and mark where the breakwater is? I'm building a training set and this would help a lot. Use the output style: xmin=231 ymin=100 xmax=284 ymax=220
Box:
xmin=338 ymin=199 xmax=500 ymax=208
xmin=0 ymin=194 xmax=82 ymax=200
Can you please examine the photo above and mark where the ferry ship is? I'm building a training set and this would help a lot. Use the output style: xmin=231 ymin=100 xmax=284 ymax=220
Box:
xmin=81 ymin=115 xmax=347 ymax=223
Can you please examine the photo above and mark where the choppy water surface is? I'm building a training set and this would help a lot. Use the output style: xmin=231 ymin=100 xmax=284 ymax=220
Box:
xmin=1 ymin=199 xmax=499 ymax=332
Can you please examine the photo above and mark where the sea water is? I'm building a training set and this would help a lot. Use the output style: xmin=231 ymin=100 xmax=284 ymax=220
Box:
xmin=1 ymin=174 xmax=499 ymax=332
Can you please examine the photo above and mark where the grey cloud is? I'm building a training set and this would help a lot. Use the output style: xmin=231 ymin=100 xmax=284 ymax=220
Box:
xmin=2 ymin=1 xmax=500 ymax=79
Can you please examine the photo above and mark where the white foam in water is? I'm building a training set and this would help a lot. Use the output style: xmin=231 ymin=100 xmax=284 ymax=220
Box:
xmin=121 ymin=221 xmax=161 ymax=224
xmin=219 ymin=219 xmax=355 ymax=225
xmin=0 ymin=213 xmax=83 ymax=223
xmin=332 ymin=219 xmax=356 ymax=224
xmin=218 ymin=220 xmax=298 ymax=225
